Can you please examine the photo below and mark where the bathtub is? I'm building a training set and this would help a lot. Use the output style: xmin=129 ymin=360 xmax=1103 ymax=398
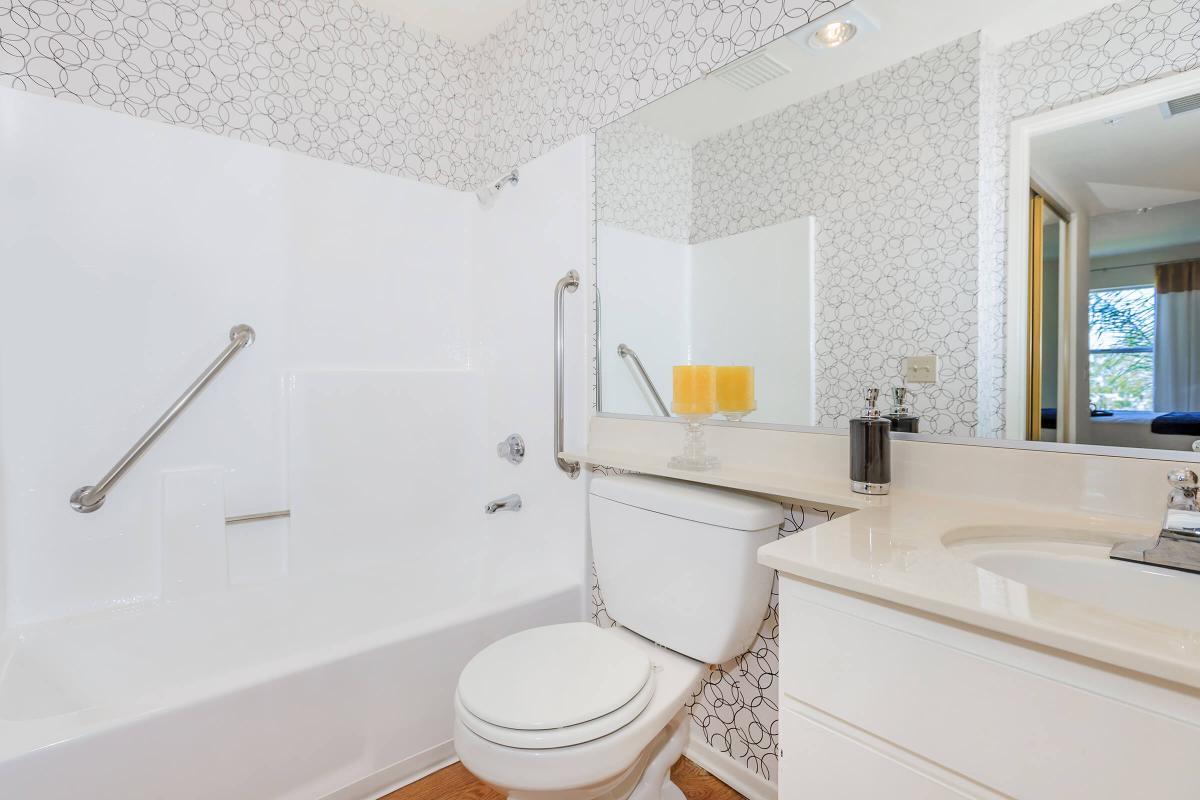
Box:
xmin=0 ymin=552 xmax=579 ymax=799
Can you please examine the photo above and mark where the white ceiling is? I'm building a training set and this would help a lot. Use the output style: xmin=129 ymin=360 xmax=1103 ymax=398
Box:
xmin=357 ymin=0 xmax=527 ymax=46
xmin=1031 ymin=101 xmax=1200 ymax=216
xmin=627 ymin=0 xmax=1115 ymax=145
xmin=1090 ymin=200 xmax=1200 ymax=260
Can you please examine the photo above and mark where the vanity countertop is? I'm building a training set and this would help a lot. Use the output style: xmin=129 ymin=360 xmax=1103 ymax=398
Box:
xmin=566 ymin=443 xmax=1200 ymax=689
xmin=757 ymin=489 xmax=1200 ymax=691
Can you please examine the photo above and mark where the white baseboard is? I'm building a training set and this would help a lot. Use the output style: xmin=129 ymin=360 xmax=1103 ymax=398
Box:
xmin=320 ymin=740 xmax=457 ymax=800
xmin=683 ymin=730 xmax=778 ymax=800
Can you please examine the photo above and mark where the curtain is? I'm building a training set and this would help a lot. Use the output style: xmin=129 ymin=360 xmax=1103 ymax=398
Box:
xmin=1154 ymin=260 xmax=1200 ymax=411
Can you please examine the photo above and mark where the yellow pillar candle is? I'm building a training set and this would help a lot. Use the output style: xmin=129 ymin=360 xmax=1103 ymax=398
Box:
xmin=717 ymin=366 xmax=756 ymax=413
xmin=672 ymin=365 xmax=717 ymax=416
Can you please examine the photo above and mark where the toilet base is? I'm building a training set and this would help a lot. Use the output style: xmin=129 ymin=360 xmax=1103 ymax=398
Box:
xmin=499 ymin=709 xmax=690 ymax=800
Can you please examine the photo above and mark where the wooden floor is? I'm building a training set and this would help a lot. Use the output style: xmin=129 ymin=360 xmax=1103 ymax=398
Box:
xmin=383 ymin=757 xmax=745 ymax=800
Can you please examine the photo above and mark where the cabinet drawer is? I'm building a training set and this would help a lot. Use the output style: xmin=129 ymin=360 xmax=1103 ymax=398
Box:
xmin=780 ymin=579 xmax=1200 ymax=800
xmin=780 ymin=707 xmax=975 ymax=800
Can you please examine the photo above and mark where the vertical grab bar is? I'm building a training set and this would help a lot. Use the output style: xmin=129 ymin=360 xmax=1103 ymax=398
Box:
xmin=555 ymin=270 xmax=581 ymax=478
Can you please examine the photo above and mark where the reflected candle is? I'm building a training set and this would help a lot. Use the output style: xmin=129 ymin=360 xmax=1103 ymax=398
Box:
xmin=717 ymin=366 xmax=755 ymax=414
xmin=672 ymin=365 xmax=717 ymax=416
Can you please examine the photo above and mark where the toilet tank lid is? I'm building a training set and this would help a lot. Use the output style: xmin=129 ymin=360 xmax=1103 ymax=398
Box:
xmin=589 ymin=474 xmax=782 ymax=531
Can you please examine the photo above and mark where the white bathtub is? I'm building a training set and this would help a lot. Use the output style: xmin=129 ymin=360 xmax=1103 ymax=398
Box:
xmin=0 ymin=554 xmax=579 ymax=799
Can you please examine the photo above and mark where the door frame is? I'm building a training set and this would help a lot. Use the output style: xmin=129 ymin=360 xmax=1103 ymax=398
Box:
xmin=1004 ymin=69 xmax=1200 ymax=440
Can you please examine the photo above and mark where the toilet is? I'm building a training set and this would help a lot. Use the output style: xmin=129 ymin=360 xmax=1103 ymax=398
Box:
xmin=454 ymin=474 xmax=783 ymax=799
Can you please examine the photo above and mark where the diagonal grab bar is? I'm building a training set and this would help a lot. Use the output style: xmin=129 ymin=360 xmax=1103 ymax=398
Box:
xmin=617 ymin=344 xmax=670 ymax=417
xmin=70 ymin=324 xmax=255 ymax=513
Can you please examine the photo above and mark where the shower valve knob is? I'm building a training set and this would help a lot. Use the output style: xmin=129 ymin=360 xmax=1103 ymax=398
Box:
xmin=497 ymin=434 xmax=525 ymax=465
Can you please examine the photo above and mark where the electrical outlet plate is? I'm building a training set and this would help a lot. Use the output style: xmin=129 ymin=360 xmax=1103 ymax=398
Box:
xmin=904 ymin=355 xmax=939 ymax=384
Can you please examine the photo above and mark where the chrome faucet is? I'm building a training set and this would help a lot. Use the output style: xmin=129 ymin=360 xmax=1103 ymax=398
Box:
xmin=484 ymin=494 xmax=522 ymax=514
xmin=1111 ymin=469 xmax=1200 ymax=574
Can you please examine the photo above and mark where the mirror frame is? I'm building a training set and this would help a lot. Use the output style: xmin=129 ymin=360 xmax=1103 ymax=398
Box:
xmin=592 ymin=68 xmax=1200 ymax=464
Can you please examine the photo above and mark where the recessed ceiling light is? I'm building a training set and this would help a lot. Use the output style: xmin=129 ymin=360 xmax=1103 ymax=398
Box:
xmin=810 ymin=20 xmax=858 ymax=48
xmin=786 ymin=6 xmax=878 ymax=52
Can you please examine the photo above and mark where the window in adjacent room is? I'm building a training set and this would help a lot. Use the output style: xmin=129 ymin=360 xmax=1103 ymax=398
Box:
xmin=1088 ymin=285 xmax=1155 ymax=410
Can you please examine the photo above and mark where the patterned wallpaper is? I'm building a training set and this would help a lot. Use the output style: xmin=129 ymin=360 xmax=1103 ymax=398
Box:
xmin=589 ymin=468 xmax=841 ymax=784
xmin=594 ymin=37 xmax=983 ymax=436
xmin=595 ymin=117 xmax=692 ymax=243
xmin=0 ymin=0 xmax=851 ymax=191
xmin=472 ymin=0 xmax=852 ymax=183
xmin=691 ymin=36 xmax=982 ymax=436
xmin=0 ymin=0 xmax=479 ymax=189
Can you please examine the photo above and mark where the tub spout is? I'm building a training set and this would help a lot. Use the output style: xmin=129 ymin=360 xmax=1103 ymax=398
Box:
xmin=485 ymin=494 xmax=522 ymax=514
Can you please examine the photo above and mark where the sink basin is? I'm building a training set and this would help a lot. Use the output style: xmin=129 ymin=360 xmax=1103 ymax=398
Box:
xmin=945 ymin=527 xmax=1200 ymax=633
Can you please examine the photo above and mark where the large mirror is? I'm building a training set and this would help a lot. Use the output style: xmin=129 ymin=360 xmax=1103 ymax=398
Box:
xmin=594 ymin=0 xmax=1200 ymax=455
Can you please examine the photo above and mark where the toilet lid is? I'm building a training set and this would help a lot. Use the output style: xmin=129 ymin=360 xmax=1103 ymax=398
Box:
xmin=458 ymin=623 xmax=652 ymax=731
xmin=456 ymin=670 xmax=656 ymax=749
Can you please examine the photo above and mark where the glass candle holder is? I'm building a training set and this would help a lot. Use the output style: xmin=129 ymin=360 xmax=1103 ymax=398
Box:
xmin=717 ymin=365 xmax=756 ymax=422
xmin=670 ymin=365 xmax=719 ymax=471
xmin=668 ymin=414 xmax=720 ymax=471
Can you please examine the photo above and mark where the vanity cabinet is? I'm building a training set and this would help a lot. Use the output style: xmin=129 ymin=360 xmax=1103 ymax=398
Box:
xmin=777 ymin=577 xmax=1200 ymax=800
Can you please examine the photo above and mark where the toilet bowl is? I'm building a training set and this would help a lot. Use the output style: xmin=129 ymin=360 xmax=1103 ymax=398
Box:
xmin=454 ymin=623 xmax=703 ymax=799
xmin=453 ymin=475 xmax=782 ymax=799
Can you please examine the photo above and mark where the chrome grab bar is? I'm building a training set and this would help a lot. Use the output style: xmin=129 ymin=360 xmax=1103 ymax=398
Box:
xmin=617 ymin=344 xmax=670 ymax=417
xmin=554 ymin=270 xmax=580 ymax=478
xmin=70 ymin=325 xmax=256 ymax=513
xmin=226 ymin=509 xmax=289 ymax=526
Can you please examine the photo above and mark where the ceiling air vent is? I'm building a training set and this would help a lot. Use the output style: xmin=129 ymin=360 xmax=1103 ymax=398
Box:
xmin=1162 ymin=92 xmax=1200 ymax=117
xmin=711 ymin=52 xmax=791 ymax=91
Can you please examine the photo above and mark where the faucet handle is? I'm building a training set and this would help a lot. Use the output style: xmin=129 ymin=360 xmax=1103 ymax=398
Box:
xmin=497 ymin=434 xmax=525 ymax=465
xmin=1167 ymin=469 xmax=1200 ymax=511
xmin=1168 ymin=468 xmax=1199 ymax=487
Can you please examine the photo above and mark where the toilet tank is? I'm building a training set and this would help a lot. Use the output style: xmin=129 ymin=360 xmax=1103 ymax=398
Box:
xmin=589 ymin=474 xmax=783 ymax=664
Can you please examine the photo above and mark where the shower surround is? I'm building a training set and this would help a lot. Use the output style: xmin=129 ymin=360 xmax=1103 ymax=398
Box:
xmin=0 ymin=82 xmax=591 ymax=797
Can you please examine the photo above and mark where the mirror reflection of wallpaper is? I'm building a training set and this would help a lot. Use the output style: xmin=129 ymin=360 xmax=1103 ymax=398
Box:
xmin=693 ymin=35 xmax=981 ymax=435
xmin=598 ymin=0 xmax=1200 ymax=438
xmin=595 ymin=120 xmax=693 ymax=243
xmin=597 ymin=36 xmax=981 ymax=436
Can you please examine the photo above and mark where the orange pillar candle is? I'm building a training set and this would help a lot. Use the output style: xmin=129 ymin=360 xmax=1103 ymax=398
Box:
xmin=672 ymin=365 xmax=717 ymax=416
xmin=717 ymin=366 xmax=756 ymax=413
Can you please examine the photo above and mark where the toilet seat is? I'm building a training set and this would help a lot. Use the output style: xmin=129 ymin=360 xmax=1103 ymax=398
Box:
xmin=456 ymin=622 xmax=657 ymax=749
xmin=456 ymin=672 xmax=656 ymax=748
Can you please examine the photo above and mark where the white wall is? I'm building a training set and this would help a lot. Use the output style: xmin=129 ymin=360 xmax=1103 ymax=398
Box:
xmin=0 ymin=86 xmax=589 ymax=627
xmin=690 ymin=219 xmax=815 ymax=426
xmin=597 ymin=225 xmax=689 ymax=416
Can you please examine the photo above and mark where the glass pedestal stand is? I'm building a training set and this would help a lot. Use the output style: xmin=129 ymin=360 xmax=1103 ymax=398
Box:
xmin=668 ymin=415 xmax=719 ymax=471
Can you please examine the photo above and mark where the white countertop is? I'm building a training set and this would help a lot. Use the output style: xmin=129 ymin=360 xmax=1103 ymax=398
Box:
xmin=757 ymin=489 xmax=1200 ymax=690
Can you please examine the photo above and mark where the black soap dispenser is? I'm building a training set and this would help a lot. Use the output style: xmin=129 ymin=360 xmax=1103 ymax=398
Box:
xmin=886 ymin=386 xmax=920 ymax=433
xmin=850 ymin=387 xmax=891 ymax=495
